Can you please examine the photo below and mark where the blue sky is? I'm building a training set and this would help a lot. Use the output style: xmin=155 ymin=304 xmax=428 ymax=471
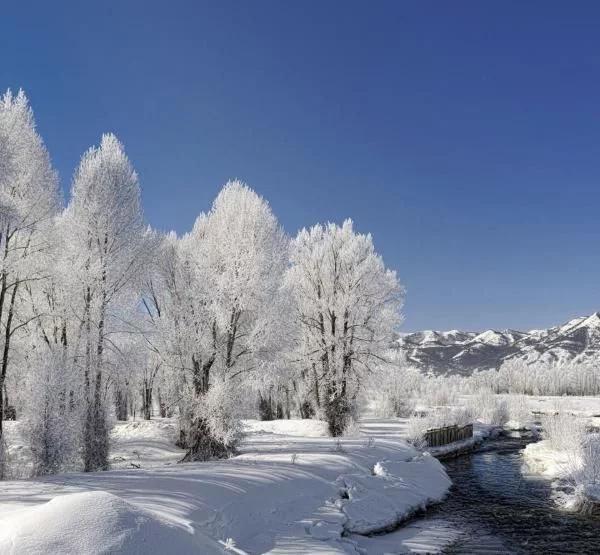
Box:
xmin=2 ymin=1 xmax=600 ymax=331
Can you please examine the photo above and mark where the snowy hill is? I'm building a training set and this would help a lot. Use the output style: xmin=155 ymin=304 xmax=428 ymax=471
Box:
xmin=396 ymin=312 xmax=600 ymax=374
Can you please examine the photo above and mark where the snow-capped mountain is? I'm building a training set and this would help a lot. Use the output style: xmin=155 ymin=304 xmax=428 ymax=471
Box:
xmin=396 ymin=312 xmax=600 ymax=375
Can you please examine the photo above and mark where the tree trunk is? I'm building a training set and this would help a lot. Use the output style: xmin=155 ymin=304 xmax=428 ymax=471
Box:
xmin=0 ymin=283 xmax=18 ymax=442
xmin=180 ymin=416 xmax=232 ymax=462
xmin=143 ymin=386 xmax=152 ymax=420
xmin=115 ymin=390 xmax=128 ymax=421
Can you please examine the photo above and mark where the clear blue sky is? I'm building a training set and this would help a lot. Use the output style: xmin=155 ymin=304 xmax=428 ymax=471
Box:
xmin=2 ymin=1 xmax=600 ymax=332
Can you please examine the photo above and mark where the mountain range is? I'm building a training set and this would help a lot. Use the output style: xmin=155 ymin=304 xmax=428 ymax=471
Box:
xmin=396 ymin=312 xmax=600 ymax=375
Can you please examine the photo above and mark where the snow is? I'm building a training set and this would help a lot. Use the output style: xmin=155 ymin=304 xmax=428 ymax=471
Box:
xmin=565 ymin=312 xmax=600 ymax=332
xmin=349 ymin=519 xmax=462 ymax=554
xmin=473 ymin=329 xmax=511 ymax=346
xmin=110 ymin=418 xmax=184 ymax=468
xmin=0 ymin=416 xmax=453 ymax=554
xmin=523 ymin=418 xmax=600 ymax=511
xmin=243 ymin=418 xmax=329 ymax=438
xmin=523 ymin=439 xmax=571 ymax=478
xmin=337 ymin=454 xmax=450 ymax=534
xmin=0 ymin=491 xmax=223 ymax=555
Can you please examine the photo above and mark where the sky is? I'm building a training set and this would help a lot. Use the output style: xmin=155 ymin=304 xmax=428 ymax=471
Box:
xmin=2 ymin=1 xmax=600 ymax=332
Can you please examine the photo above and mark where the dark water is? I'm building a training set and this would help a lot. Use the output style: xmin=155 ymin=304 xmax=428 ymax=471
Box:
xmin=426 ymin=434 xmax=600 ymax=554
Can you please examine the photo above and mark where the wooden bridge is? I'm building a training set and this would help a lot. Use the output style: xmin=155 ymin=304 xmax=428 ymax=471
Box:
xmin=424 ymin=423 xmax=473 ymax=447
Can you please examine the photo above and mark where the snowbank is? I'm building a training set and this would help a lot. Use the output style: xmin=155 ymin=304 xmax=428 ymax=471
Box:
xmin=337 ymin=453 xmax=451 ymax=534
xmin=0 ymin=491 xmax=224 ymax=554
xmin=524 ymin=435 xmax=600 ymax=512
xmin=523 ymin=440 xmax=571 ymax=478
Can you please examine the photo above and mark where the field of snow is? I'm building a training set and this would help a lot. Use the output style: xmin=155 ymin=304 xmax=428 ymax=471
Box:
xmin=0 ymin=417 xmax=452 ymax=554
xmin=9 ymin=395 xmax=595 ymax=553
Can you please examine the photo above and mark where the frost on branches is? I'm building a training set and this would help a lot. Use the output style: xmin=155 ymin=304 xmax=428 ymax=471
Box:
xmin=285 ymin=220 xmax=404 ymax=436
xmin=153 ymin=182 xmax=288 ymax=461
xmin=0 ymin=90 xmax=60 ymax=477
xmin=0 ymin=89 xmax=407 ymax=478
xmin=58 ymin=133 xmax=151 ymax=471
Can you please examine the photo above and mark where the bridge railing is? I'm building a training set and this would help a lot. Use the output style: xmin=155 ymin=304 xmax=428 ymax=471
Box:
xmin=424 ymin=423 xmax=473 ymax=447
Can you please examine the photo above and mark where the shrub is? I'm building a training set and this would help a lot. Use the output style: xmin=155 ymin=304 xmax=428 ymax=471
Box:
xmin=506 ymin=394 xmax=532 ymax=426
xmin=468 ymin=390 xmax=509 ymax=426
xmin=576 ymin=433 xmax=600 ymax=487
xmin=541 ymin=412 xmax=586 ymax=452
xmin=181 ymin=378 xmax=242 ymax=461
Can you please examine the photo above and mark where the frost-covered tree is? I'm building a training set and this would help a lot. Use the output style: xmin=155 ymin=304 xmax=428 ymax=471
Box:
xmin=286 ymin=219 xmax=404 ymax=435
xmin=60 ymin=134 xmax=150 ymax=471
xmin=157 ymin=181 xmax=288 ymax=460
xmin=0 ymin=90 xmax=60 ymax=471
xmin=19 ymin=228 xmax=79 ymax=476
xmin=368 ymin=358 xmax=423 ymax=418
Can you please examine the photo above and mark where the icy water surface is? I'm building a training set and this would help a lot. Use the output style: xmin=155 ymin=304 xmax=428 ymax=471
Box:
xmin=428 ymin=434 xmax=600 ymax=554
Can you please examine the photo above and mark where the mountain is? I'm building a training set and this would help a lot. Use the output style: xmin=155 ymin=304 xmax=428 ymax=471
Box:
xmin=396 ymin=312 xmax=600 ymax=375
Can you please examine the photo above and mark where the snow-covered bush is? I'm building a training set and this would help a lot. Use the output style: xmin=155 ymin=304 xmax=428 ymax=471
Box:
xmin=420 ymin=376 xmax=459 ymax=407
xmin=342 ymin=417 xmax=362 ymax=437
xmin=182 ymin=378 xmax=242 ymax=461
xmin=198 ymin=378 xmax=242 ymax=452
xmin=406 ymin=415 xmax=429 ymax=448
xmin=573 ymin=433 xmax=600 ymax=488
xmin=506 ymin=394 xmax=532 ymax=427
xmin=369 ymin=362 xmax=421 ymax=418
xmin=541 ymin=412 xmax=586 ymax=452
xmin=23 ymin=355 xmax=80 ymax=475
xmin=467 ymin=390 xmax=509 ymax=426
xmin=372 ymin=389 xmax=416 ymax=418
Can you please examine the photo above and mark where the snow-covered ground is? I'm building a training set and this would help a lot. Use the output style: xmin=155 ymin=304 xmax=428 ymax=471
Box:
xmin=521 ymin=395 xmax=600 ymax=421
xmin=109 ymin=418 xmax=184 ymax=469
xmin=523 ymin=440 xmax=571 ymax=479
xmin=0 ymin=417 xmax=453 ymax=554
xmin=520 ymin=398 xmax=600 ymax=511
xmin=522 ymin=439 xmax=599 ymax=511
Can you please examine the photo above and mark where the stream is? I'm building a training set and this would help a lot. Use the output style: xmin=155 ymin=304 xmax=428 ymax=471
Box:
xmin=423 ymin=433 xmax=600 ymax=554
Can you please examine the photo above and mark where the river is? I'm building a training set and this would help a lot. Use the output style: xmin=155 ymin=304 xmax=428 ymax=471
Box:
xmin=424 ymin=433 xmax=600 ymax=554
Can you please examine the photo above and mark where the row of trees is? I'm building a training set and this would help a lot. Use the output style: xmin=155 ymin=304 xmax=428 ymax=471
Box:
xmin=468 ymin=360 xmax=600 ymax=397
xmin=0 ymin=90 xmax=404 ymax=477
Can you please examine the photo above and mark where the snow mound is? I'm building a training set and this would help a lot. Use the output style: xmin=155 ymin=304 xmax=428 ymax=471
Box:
xmin=0 ymin=491 xmax=223 ymax=555
xmin=337 ymin=454 xmax=451 ymax=534
xmin=243 ymin=418 xmax=329 ymax=437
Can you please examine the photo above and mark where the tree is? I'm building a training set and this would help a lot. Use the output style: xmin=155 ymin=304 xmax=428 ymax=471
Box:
xmin=60 ymin=133 xmax=150 ymax=471
xmin=0 ymin=90 xmax=60 ymax=473
xmin=159 ymin=181 xmax=289 ymax=461
xmin=286 ymin=219 xmax=404 ymax=435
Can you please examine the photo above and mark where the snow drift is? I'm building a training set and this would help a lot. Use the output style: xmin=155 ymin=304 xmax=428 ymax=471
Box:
xmin=0 ymin=491 xmax=223 ymax=555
